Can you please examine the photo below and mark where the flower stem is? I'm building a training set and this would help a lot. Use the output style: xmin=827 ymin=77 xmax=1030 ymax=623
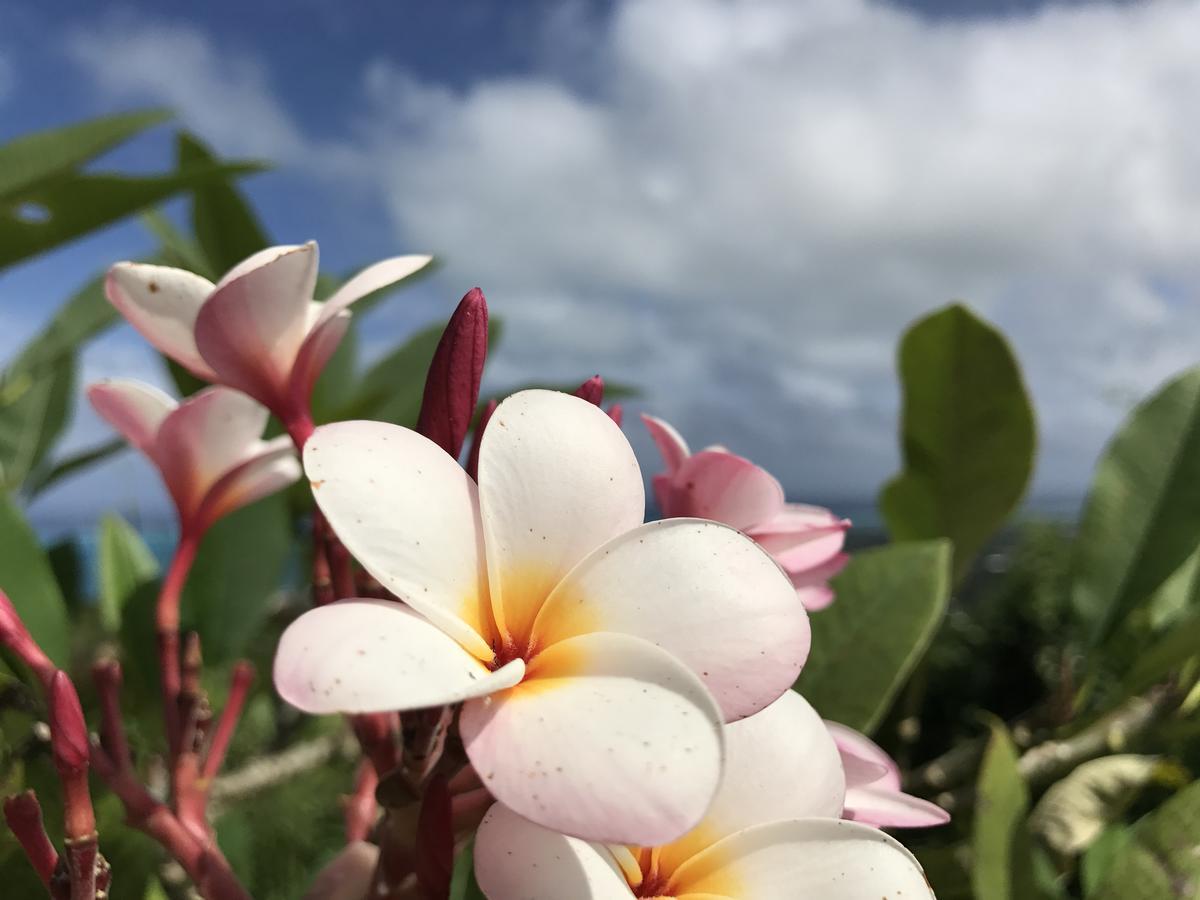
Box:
xmin=157 ymin=531 xmax=200 ymax=763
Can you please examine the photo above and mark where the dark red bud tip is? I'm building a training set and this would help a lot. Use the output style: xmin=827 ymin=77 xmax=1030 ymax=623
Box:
xmin=607 ymin=404 xmax=625 ymax=427
xmin=0 ymin=590 xmax=55 ymax=687
xmin=49 ymin=671 xmax=90 ymax=776
xmin=417 ymin=288 xmax=489 ymax=460
xmin=574 ymin=375 xmax=605 ymax=406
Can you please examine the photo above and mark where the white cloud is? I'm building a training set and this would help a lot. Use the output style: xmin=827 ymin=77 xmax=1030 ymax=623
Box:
xmin=61 ymin=1 xmax=1200 ymax=499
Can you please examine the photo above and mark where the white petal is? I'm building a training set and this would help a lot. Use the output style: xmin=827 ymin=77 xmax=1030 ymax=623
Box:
xmin=669 ymin=818 xmax=934 ymax=899
xmin=273 ymin=600 xmax=523 ymax=714
xmin=300 ymin=841 xmax=378 ymax=900
xmin=105 ymin=264 xmax=217 ymax=379
xmin=533 ymin=519 xmax=808 ymax=721
xmin=658 ymin=691 xmax=845 ymax=874
xmin=478 ymin=390 xmax=644 ymax=650
xmin=304 ymin=421 xmax=495 ymax=659
xmin=460 ymin=632 xmax=723 ymax=846
xmin=197 ymin=436 xmax=301 ymax=528
xmin=641 ymin=413 xmax=690 ymax=473
xmin=194 ymin=244 xmax=318 ymax=406
xmin=312 ymin=254 xmax=433 ymax=331
xmin=474 ymin=804 xmax=633 ymax=900
xmin=86 ymin=379 xmax=176 ymax=454
xmin=214 ymin=243 xmax=311 ymax=289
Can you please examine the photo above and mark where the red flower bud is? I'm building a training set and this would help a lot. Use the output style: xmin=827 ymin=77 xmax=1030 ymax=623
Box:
xmin=3 ymin=791 xmax=58 ymax=886
xmin=49 ymin=671 xmax=89 ymax=777
xmin=574 ymin=375 xmax=604 ymax=406
xmin=607 ymin=403 xmax=625 ymax=427
xmin=0 ymin=590 xmax=56 ymax=689
xmin=417 ymin=288 xmax=488 ymax=459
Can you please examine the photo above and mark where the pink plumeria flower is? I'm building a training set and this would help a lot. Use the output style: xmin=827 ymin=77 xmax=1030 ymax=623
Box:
xmin=475 ymin=690 xmax=935 ymax=900
xmin=826 ymin=721 xmax=951 ymax=829
xmin=88 ymin=379 xmax=301 ymax=539
xmin=105 ymin=243 xmax=431 ymax=437
xmin=643 ymin=414 xmax=850 ymax=611
xmin=274 ymin=390 xmax=809 ymax=845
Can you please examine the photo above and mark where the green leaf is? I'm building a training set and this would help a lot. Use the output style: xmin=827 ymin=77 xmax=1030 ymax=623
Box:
xmin=6 ymin=273 xmax=119 ymax=375
xmin=181 ymin=493 xmax=292 ymax=663
xmin=793 ymin=539 xmax=951 ymax=732
xmin=0 ymin=353 xmax=75 ymax=491
xmin=1073 ymin=367 xmax=1200 ymax=646
xmin=24 ymin=437 xmax=125 ymax=499
xmin=141 ymin=209 xmax=214 ymax=278
xmin=0 ymin=491 xmax=70 ymax=665
xmin=1081 ymin=826 xmax=1132 ymax=897
xmin=449 ymin=838 xmax=487 ymax=900
xmin=97 ymin=514 xmax=160 ymax=633
xmin=1122 ymin=603 xmax=1200 ymax=699
xmin=879 ymin=304 xmax=1036 ymax=581
xmin=1091 ymin=780 xmax=1200 ymax=900
xmin=0 ymin=108 xmax=170 ymax=200
xmin=0 ymin=160 xmax=265 ymax=270
xmin=177 ymin=131 xmax=271 ymax=274
xmin=973 ymin=722 xmax=1048 ymax=900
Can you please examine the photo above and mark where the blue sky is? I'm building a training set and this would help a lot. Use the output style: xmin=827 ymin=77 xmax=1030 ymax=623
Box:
xmin=2 ymin=0 xmax=1199 ymax=524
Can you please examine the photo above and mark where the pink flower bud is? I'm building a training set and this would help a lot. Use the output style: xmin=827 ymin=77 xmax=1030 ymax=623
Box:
xmin=48 ymin=671 xmax=90 ymax=776
xmin=417 ymin=288 xmax=489 ymax=459
xmin=574 ymin=375 xmax=604 ymax=406
xmin=0 ymin=590 xmax=56 ymax=689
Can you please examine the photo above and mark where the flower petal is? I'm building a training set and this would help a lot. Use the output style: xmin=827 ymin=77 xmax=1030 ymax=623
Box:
xmin=844 ymin=785 xmax=951 ymax=829
xmin=658 ymin=690 xmax=845 ymax=873
xmin=474 ymin=803 xmax=633 ymax=900
xmin=641 ymin=413 xmax=690 ymax=474
xmin=301 ymin=841 xmax=379 ymax=900
xmin=477 ymin=390 xmax=644 ymax=649
xmin=667 ymin=450 xmax=785 ymax=530
xmin=105 ymin=263 xmax=217 ymax=379
xmin=274 ymin=600 xmax=523 ymax=714
xmin=86 ymin=379 xmax=176 ymax=455
xmin=312 ymin=254 xmax=433 ymax=331
xmin=460 ymin=631 xmax=724 ymax=846
xmin=196 ymin=436 xmax=301 ymax=528
xmin=288 ymin=305 xmax=351 ymax=412
xmin=533 ymin=519 xmax=808 ymax=721
xmin=750 ymin=508 xmax=849 ymax=573
xmin=194 ymin=244 xmax=318 ymax=407
xmin=824 ymin=721 xmax=900 ymax=790
xmin=304 ymin=421 xmax=494 ymax=659
xmin=669 ymin=819 xmax=934 ymax=900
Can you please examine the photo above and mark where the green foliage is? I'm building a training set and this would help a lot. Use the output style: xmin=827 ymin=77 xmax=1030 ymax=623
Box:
xmin=794 ymin=539 xmax=951 ymax=732
xmin=449 ymin=839 xmax=488 ymax=900
xmin=0 ymin=492 xmax=70 ymax=666
xmin=1089 ymin=780 xmax=1200 ymax=899
xmin=880 ymin=303 xmax=1036 ymax=580
xmin=97 ymin=514 xmax=160 ymax=633
xmin=1072 ymin=367 xmax=1200 ymax=646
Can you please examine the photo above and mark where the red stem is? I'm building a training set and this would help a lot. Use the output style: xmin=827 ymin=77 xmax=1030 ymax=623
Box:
xmin=158 ymin=531 xmax=201 ymax=762
xmin=3 ymin=791 xmax=59 ymax=888
xmin=202 ymin=662 xmax=255 ymax=781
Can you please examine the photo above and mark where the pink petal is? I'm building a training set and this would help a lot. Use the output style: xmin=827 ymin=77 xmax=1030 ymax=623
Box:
xmin=86 ymin=379 xmax=176 ymax=455
xmin=195 ymin=244 xmax=318 ymax=410
xmin=105 ymin=263 xmax=217 ymax=380
xmin=304 ymin=421 xmax=495 ymax=660
xmin=533 ymin=519 xmax=809 ymax=721
xmin=667 ymin=450 xmax=785 ymax=531
xmin=474 ymin=804 xmax=633 ymax=900
xmin=195 ymin=436 xmax=301 ymax=529
xmin=669 ymin=818 xmax=934 ymax=899
xmin=844 ymin=785 xmax=951 ymax=829
xmin=824 ymin=721 xmax=901 ymax=790
xmin=460 ymin=631 xmax=724 ymax=846
xmin=641 ymin=413 xmax=690 ymax=474
xmin=288 ymin=304 xmax=351 ymax=415
xmin=301 ymin=842 xmax=378 ymax=900
xmin=477 ymin=390 xmax=644 ymax=652
xmin=657 ymin=690 xmax=845 ymax=874
xmin=312 ymin=254 xmax=432 ymax=332
xmin=274 ymin=600 xmax=523 ymax=714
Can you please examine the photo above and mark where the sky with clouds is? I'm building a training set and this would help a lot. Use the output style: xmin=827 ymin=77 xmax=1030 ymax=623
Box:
xmin=2 ymin=0 xmax=1199 ymax=525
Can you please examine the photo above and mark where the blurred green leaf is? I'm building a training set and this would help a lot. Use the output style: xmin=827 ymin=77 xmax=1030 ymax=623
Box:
xmin=1091 ymin=779 xmax=1200 ymax=900
xmin=6 ymin=273 xmax=118 ymax=374
xmin=1072 ymin=367 xmax=1200 ymax=646
xmin=1122 ymin=601 xmax=1200 ymax=700
xmin=794 ymin=539 xmax=951 ymax=732
xmin=182 ymin=493 xmax=292 ymax=663
xmin=449 ymin=838 xmax=487 ymax=900
xmin=141 ymin=208 xmax=213 ymax=278
xmin=1081 ymin=826 xmax=1132 ymax=897
xmin=177 ymin=131 xmax=271 ymax=274
xmin=879 ymin=303 xmax=1035 ymax=581
xmin=0 ymin=108 xmax=170 ymax=200
xmin=974 ymin=722 xmax=1049 ymax=900
xmin=0 ymin=491 xmax=70 ymax=665
xmin=24 ymin=437 xmax=125 ymax=499
xmin=98 ymin=513 xmax=160 ymax=633
xmin=0 ymin=354 xmax=75 ymax=491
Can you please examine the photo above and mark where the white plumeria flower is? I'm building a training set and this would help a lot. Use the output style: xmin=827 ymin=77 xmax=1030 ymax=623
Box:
xmin=474 ymin=690 xmax=935 ymax=900
xmin=105 ymin=242 xmax=431 ymax=434
xmin=273 ymin=390 xmax=809 ymax=845
xmin=87 ymin=379 xmax=301 ymax=539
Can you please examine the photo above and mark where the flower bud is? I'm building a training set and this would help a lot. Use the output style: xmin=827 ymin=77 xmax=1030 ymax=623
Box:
xmin=49 ymin=671 xmax=90 ymax=777
xmin=0 ymin=590 xmax=56 ymax=688
xmin=417 ymin=287 xmax=489 ymax=459
xmin=574 ymin=375 xmax=604 ymax=406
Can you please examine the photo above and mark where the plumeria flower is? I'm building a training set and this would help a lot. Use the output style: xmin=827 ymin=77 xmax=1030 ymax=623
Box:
xmin=826 ymin=721 xmax=951 ymax=829
xmin=274 ymin=390 xmax=808 ymax=845
xmin=105 ymin=242 xmax=431 ymax=437
xmin=474 ymin=690 xmax=935 ymax=900
xmin=643 ymin=414 xmax=850 ymax=611
xmin=88 ymin=379 xmax=301 ymax=540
